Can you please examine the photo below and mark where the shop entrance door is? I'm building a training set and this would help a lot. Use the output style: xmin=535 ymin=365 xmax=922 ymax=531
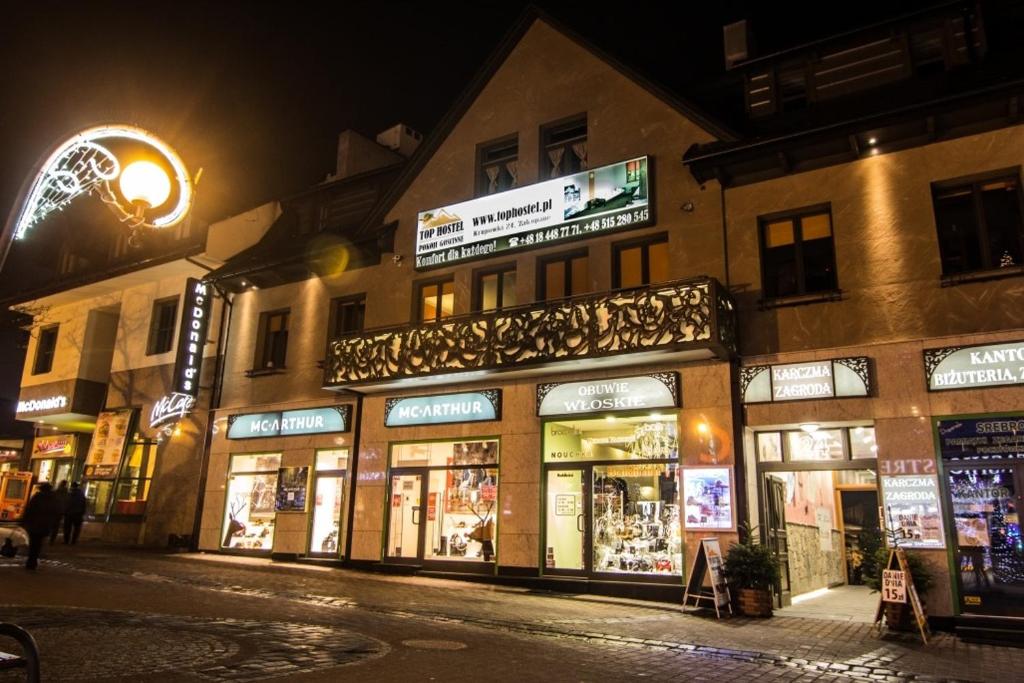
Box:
xmin=544 ymin=468 xmax=586 ymax=573
xmin=309 ymin=472 xmax=345 ymax=557
xmin=765 ymin=475 xmax=792 ymax=607
xmin=947 ymin=463 xmax=1024 ymax=617
xmin=385 ymin=471 xmax=425 ymax=563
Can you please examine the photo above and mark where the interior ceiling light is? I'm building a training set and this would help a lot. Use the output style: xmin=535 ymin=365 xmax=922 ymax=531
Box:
xmin=800 ymin=423 xmax=819 ymax=433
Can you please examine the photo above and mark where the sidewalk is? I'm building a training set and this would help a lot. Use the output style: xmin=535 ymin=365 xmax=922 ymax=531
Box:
xmin=9 ymin=543 xmax=1017 ymax=682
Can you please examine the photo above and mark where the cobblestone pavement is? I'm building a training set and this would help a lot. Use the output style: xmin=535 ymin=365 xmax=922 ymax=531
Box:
xmin=2 ymin=545 xmax=1022 ymax=681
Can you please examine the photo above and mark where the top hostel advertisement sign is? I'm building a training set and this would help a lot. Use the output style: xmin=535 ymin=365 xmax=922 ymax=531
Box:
xmin=415 ymin=157 xmax=652 ymax=269
xmin=173 ymin=278 xmax=213 ymax=398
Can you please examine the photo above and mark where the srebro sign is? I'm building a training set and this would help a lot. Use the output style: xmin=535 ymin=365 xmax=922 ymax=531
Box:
xmin=926 ymin=341 xmax=1024 ymax=390
xmin=227 ymin=406 xmax=351 ymax=439
xmin=537 ymin=373 xmax=679 ymax=417
xmin=742 ymin=358 xmax=870 ymax=403
xmin=384 ymin=390 xmax=501 ymax=427
xmin=415 ymin=156 xmax=652 ymax=269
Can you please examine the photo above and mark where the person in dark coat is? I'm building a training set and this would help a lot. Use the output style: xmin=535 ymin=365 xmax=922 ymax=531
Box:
xmin=20 ymin=482 xmax=60 ymax=570
xmin=50 ymin=480 xmax=69 ymax=543
xmin=64 ymin=482 xmax=87 ymax=545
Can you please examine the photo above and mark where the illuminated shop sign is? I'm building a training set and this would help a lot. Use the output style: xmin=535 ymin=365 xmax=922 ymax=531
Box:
xmin=880 ymin=475 xmax=945 ymax=549
xmin=31 ymin=434 xmax=76 ymax=458
xmin=925 ymin=341 xmax=1024 ymax=391
xmin=937 ymin=416 xmax=1024 ymax=461
xmin=741 ymin=358 xmax=870 ymax=403
xmin=16 ymin=395 xmax=68 ymax=414
xmin=537 ymin=373 xmax=679 ymax=417
xmin=173 ymin=278 xmax=213 ymax=398
xmin=227 ymin=406 xmax=351 ymax=440
xmin=415 ymin=156 xmax=652 ymax=269
xmin=149 ymin=392 xmax=196 ymax=429
xmin=384 ymin=390 xmax=501 ymax=427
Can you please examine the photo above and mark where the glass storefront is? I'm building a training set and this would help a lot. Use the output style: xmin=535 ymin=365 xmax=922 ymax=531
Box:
xmin=222 ymin=453 xmax=281 ymax=551
xmin=543 ymin=414 xmax=682 ymax=579
xmin=948 ymin=465 xmax=1024 ymax=616
xmin=309 ymin=449 xmax=348 ymax=557
xmin=386 ymin=440 xmax=499 ymax=565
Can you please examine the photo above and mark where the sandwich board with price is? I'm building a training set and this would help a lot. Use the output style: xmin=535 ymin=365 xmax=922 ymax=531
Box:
xmin=682 ymin=537 xmax=732 ymax=618
xmin=874 ymin=547 xmax=930 ymax=644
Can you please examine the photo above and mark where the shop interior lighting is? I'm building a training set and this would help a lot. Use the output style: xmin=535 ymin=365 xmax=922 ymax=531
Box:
xmin=867 ymin=137 xmax=877 ymax=145
xmin=800 ymin=423 xmax=819 ymax=433
xmin=627 ymin=422 xmax=678 ymax=460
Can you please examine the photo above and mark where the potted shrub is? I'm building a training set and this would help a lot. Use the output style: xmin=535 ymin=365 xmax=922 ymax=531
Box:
xmin=723 ymin=529 xmax=780 ymax=617
xmin=863 ymin=535 xmax=935 ymax=631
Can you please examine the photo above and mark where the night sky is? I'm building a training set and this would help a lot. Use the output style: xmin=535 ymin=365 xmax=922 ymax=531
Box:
xmin=0 ymin=1 xmax=932 ymax=227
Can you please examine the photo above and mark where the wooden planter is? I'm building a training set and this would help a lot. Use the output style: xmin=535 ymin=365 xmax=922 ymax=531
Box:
xmin=737 ymin=588 xmax=773 ymax=617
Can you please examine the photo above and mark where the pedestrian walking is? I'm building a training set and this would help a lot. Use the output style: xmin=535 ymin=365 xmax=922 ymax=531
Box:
xmin=64 ymin=482 xmax=87 ymax=545
xmin=20 ymin=482 xmax=60 ymax=570
xmin=50 ymin=480 xmax=69 ymax=543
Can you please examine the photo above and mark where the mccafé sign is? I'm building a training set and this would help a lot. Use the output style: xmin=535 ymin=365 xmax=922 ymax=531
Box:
xmin=173 ymin=278 xmax=213 ymax=398
xmin=150 ymin=392 xmax=196 ymax=428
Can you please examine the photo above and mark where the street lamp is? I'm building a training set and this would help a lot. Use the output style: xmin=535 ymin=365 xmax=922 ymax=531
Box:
xmin=119 ymin=160 xmax=172 ymax=247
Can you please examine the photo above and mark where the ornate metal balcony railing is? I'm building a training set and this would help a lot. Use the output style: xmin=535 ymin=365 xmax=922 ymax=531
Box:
xmin=324 ymin=276 xmax=736 ymax=388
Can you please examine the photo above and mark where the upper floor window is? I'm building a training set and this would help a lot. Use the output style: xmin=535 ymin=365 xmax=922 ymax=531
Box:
xmin=539 ymin=250 xmax=589 ymax=301
xmin=540 ymin=116 xmax=587 ymax=179
xmin=255 ymin=309 xmax=289 ymax=370
xmin=932 ymin=172 xmax=1024 ymax=276
xmin=417 ymin=278 xmax=454 ymax=323
xmin=329 ymin=295 xmax=365 ymax=340
xmin=32 ymin=325 xmax=59 ymax=375
xmin=474 ymin=265 xmax=517 ymax=312
xmin=613 ymin=234 xmax=669 ymax=289
xmin=477 ymin=136 xmax=518 ymax=196
xmin=759 ymin=206 xmax=838 ymax=300
xmin=146 ymin=296 xmax=179 ymax=356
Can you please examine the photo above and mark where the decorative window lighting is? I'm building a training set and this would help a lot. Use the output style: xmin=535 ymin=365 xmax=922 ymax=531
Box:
xmin=626 ymin=421 xmax=678 ymax=460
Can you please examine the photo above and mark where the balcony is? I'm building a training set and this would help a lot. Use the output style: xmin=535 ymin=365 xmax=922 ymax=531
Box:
xmin=323 ymin=276 xmax=736 ymax=391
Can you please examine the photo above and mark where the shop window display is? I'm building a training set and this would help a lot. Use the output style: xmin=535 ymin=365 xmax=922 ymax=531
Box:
xmin=592 ymin=462 xmax=682 ymax=575
xmin=387 ymin=440 xmax=499 ymax=563
xmin=542 ymin=415 xmax=682 ymax=577
xmin=223 ymin=453 xmax=281 ymax=551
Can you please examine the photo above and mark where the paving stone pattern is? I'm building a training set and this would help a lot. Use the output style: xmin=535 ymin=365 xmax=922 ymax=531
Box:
xmin=0 ymin=607 xmax=386 ymax=682
xmin=4 ymin=549 xmax=1023 ymax=682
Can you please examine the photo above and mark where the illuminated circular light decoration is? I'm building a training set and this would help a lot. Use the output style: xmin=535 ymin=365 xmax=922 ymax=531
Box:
xmin=120 ymin=160 xmax=172 ymax=208
xmin=11 ymin=124 xmax=193 ymax=240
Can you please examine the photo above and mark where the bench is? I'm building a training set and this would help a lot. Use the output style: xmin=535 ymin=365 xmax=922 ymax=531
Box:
xmin=0 ymin=623 xmax=40 ymax=682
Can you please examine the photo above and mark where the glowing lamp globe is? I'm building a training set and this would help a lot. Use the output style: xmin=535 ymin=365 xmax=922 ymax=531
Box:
xmin=120 ymin=160 xmax=172 ymax=208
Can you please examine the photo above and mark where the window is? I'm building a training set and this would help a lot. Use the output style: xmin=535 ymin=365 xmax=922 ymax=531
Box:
xmin=473 ymin=265 xmax=517 ymax=312
xmin=539 ymin=251 xmax=589 ymax=300
xmin=222 ymin=453 xmax=282 ymax=551
xmin=613 ymin=234 xmax=669 ymax=289
xmin=477 ymin=136 xmax=518 ymax=196
xmin=416 ymin=278 xmax=454 ymax=323
xmin=755 ymin=426 xmax=877 ymax=463
xmin=328 ymin=295 xmax=365 ymax=340
xmin=759 ymin=206 xmax=838 ymax=299
xmin=146 ymin=297 xmax=179 ymax=355
xmin=932 ymin=172 xmax=1024 ymax=276
xmin=32 ymin=325 xmax=59 ymax=375
xmin=255 ymin=310 xmax=289 ymax=370
xmin=540 ymin=116 xmax=587 ymax=179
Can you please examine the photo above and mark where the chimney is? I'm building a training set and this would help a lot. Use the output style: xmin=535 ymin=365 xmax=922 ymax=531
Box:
xmin=332 ymin=129 xmax=404 ymax=181
xmin=376 ymin=123 xmax=423 ymax=158
xmin=723 ymin=20 xmax=751 ymax=69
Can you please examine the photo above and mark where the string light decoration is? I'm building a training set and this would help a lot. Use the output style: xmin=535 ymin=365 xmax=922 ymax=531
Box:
xmin=626 ymin=421 xmax=678 ymax=460
xmin=10 ymin=124 xmax=193 ymax=241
